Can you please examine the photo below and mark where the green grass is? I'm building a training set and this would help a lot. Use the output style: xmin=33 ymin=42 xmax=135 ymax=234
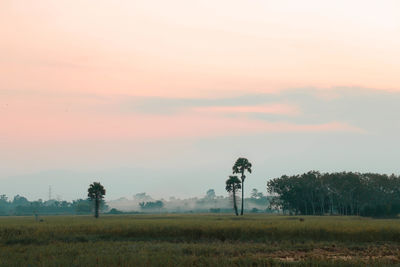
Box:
xmin=0 ymin=214 xmax=400 ymax=266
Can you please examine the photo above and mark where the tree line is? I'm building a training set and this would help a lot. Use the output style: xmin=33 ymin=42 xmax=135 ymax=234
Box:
xmin=0 ymin=182 xmax=108 ymax=218
xmin=0 ymin=194 xmax=108 ymax=216
xmin=267 ymin=171 xmax=400 ymax=217
xmin=0 ymin=185 xmax=270 ymax=218
xmin=5 ymin=165 xmax=398 ymax=219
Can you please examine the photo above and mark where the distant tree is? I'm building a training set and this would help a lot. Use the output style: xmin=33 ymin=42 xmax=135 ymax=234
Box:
xmin=139 ymin=200 xmax=164 ymax=212
xmin=251 ymin=188 xmax=263 ymax=199
xmin=134 ymin=192 xmax=152 ymax=202
xmin=206 ymin=189 xmax=216 ymax=199
xmin=0 ymin=195 xmax=9 ymax=215
xmin=12 ymin=195 xmax=29 ymax=206
xmin=249 ymin=188 xmax=269 ymax=208
xmin=233 ymin=157 xmax=252 ymax=215
xmin=87 ymin=182 xmax=106 ymax=218
xmin=0 ymin=195 xmax=8 ymax=203
xmin=108 ymin=208 xmax=123 ymax=214
xmin=72 ymin=199 xmax=92 ymax=214
xmin=156 ymin=200 xmax=164 ymax=211
xmin=225 ymin=175 xmax=241 ymax=216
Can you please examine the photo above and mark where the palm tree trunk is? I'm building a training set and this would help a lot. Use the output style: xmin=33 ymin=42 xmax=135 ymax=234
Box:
xmin=241 ymin=173 xmax=245 ymax=216
xmin=95 ymin=199 xmax=99 ymax=218
xmin=241 ymin=179 xmax=244 ymax=215
xmin=233 ymin=189 xmax=238 ymax=216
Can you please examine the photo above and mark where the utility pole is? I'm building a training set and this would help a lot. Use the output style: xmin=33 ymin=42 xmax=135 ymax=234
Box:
xmin=48 ymin=186 xmax=52 ymax=200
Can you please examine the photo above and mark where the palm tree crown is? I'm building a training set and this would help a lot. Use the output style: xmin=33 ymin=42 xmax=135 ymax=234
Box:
xmin=88 ymin=182 xmax=106 ymax=200
xmin=88 ymin=182 xmax=106 ymax=218
xmin=232 ymin=157 xmax=252 ymax=181
xmin=225 ymin=175 xmax=242 ymax=192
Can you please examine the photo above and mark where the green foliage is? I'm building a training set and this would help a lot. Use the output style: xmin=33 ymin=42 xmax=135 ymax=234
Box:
xmin=225 ymin=176 xmax=241 ymax=193
xmin=0 ymin=197 xmax=104 ymax=216
xmin=12 ymin=195 xmax=29 ymax=206
xmin=232 ymin=157 xmax=252 ymax=181
xmin=267 ymin=171 xmax=400 ymax=217
xmin=73 ymin=199 xmax=92 ymax=214
xmin=87 ymin=182 xmax=106 ymax=200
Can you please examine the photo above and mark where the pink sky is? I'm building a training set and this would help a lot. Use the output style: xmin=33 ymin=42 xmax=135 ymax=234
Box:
xmin=1 ymin=1 xmax=400 ymax=196
xmin=1 ymin=0 xmax=399 ymax=97
xmin=2 ymin=1 xmax=399 ymax=137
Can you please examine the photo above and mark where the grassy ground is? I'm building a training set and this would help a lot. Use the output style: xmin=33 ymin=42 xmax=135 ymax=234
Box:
xmin=0 ymin=214 xmax=400 ymax=266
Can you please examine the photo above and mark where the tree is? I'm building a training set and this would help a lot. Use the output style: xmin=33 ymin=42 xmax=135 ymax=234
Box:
xmin=232 ymin=157 xmax=252 ymax=215
xmin=267 ymin=171 xmax=400 ymax=217
xmin=73 ymin=199 xmax=92 ymax=214
xmin=251 ymin=189 xmax=263 ymax=199
xmin=87 ymin=182 xmax=106 ymax=218
xmin=206 ymin=189 xmax=216 ymax=200
xmin=225 ymin=175 xmax=241 ymax=216
xmin=139 ymin=200 xmax=164 ymax=213
xmin=134 ymin=192 xmax=152 ymax=202
xmin=0 ymin=195 xmax=8 ymax=203
xmin=0 ymin=195 xmax=9 ymax=215
xmin=12 ymin=195 xmax=29 ymax=206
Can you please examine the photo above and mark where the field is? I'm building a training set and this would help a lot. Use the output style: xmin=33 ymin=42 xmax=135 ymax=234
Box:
xmin=1 ymin=214 xmax=400 ymax=266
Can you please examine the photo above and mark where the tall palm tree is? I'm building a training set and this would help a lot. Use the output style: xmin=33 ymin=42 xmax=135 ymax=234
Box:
xmin=87 ymin=182 xmax=106 ymax=218
xmin=225 ymin=175 xmax=241 ymax=216
xmin=232 ymin=157 xmax=252 ymax=215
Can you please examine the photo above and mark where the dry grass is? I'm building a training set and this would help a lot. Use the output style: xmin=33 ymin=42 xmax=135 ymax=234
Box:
xmin=0 ymin=214 xmax=400 ymax=266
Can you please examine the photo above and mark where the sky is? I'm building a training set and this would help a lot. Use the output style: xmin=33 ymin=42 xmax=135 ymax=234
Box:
xmin=1 ymin=0 xmax=400 ymax=201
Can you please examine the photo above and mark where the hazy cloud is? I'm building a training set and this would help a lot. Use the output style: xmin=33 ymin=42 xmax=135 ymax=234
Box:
xmin=123 ymin=87 xmax=400 ymax=134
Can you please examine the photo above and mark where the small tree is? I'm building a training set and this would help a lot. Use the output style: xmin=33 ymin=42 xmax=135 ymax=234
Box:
xmin=87 ymin=182 xmax=106 ymax=218
xmin=233 ymin=157 xmax=252 ymax=215
xmin=225 ymin=176 xmax=241 ymax=216
xmin=139 ymin=200 xmax=164 ymax=213
xmin=206 ymin=189 xmax=216 ymax=200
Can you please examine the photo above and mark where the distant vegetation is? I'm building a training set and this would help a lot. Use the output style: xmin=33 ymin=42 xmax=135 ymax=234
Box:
xmin=2 ymin=166 xmax=400 ymax=219
xmin=0 ymin=189 xmax=270 ymax=216
xmin=0 ymin=195 xmax=108 ymax=216
xmin=139 ymin=200 xmax=164 ymax=212
xmin=268 ymin=171 xmax=400 ymax=217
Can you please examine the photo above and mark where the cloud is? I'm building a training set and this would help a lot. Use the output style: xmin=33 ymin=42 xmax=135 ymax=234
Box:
xmin=2 ymin=87 xmax=399 ymax=200
xmin=192 ymin=103 xmax=300 ymax=116
xmin=4 ymin=87 xmax=400 ymax=147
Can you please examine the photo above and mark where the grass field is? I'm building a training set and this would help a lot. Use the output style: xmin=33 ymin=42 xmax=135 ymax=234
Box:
xmin=0 ymin=214 xmax=400 ymax=266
